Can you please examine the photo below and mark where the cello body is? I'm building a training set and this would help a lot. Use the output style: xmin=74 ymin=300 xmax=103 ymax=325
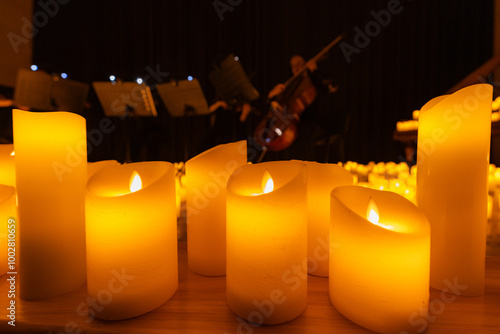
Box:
xmin=253 ymin=34 xmax=343 ymax=152
xmin=253 ymin=75 xmax=316 ymax=151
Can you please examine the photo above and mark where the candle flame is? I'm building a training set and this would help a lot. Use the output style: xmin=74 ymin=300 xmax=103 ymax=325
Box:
xmin=129 ymin=170 xmax=142 ymax=193
xmin=10 ymin=150 xmax=14 ymax=156
xmin=366 ymin=197 xmax=394 ymax=230
xmin=262 ymin=169 xmax=274 ymax=194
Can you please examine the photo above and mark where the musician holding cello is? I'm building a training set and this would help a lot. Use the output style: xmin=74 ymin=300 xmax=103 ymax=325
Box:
xmin=257 ymin=52 xmax=339 ymax=162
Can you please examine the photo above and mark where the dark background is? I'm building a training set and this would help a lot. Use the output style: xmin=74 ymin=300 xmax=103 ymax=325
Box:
xmin=29 ymin=0 xmax=494 ymax=164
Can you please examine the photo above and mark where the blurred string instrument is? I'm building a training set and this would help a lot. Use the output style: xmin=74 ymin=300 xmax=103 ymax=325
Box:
xmin=253 ymin=34 xmax=344 ymax=156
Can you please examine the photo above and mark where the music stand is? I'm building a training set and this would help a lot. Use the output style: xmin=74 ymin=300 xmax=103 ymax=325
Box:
xmin=13 ymin=68 xmax=89 ymax=113
xmin=156 ymin=78 xmax=210 ymax=161
xmin=52 ymin=78 xmax=90 ymax=113
xmin=92 ymin=81 xmax=157 ymax=118
xmin=92 ymin=81 xmax=157 ymax=162
xmin=156 ymin=78 xmax=210 ymax=117
xmin=209 ymin=54 xmax=260 ymax=103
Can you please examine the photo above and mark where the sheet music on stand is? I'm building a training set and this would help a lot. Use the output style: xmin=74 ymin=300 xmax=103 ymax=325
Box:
xmin=13 ymin=68 xmax=89 ymax=113
xmin=92 ymin=81 xmax=157 ymax=117
xmin=92 ymin=81 xmax=157 ymax=163
xmin=209 ymin=54 xmax=260 ymax=103
xmin=156 ymin=78 xmax=210 ymax=117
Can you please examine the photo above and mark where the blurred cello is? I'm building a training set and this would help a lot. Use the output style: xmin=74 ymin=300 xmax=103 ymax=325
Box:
xmin=253 ymin=34 xmax=343 ymax=153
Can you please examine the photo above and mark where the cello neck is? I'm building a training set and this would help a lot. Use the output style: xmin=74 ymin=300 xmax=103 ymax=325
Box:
xmin=283 ymin=34 xmax=344 ymax=87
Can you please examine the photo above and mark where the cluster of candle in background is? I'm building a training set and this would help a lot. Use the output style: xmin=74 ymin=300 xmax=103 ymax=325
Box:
xmin=0 ymin=84 xmax=496 ymax=333
xmin=173 ymin=159 xmax=499 ymax=254
xmin=396 ymin=96 xmax=500 ymax=132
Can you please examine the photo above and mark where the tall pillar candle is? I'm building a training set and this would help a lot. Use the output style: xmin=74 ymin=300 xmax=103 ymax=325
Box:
xmin=302 ymin=161 xmax=352 ymax=277
xmin=186 ymin=140 xmax=247 ymax=276
xmin=417 ymin=84 xmax=492 ymax=296
xmin=0 ymin=185 xmax=16 ymax=276
xmin=13 ymin=109 xmax=87 ymax=300
xmin=330 ymin=186 xmax=430 ymax=333
xmin=226 ymin=161 xmax=307 ymax=324
xmin=86 ymin=162 xmax=178 ymax=320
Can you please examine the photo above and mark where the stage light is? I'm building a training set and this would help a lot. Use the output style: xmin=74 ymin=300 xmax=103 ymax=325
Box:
xmin=31 ymin=65 xmax=38 ymax=71
xmin=187 ymin=76 xmax=193 ymax=81
xmin=109 ymin=75 xmax=116 ymax=81
xmin=234 ymin=56 xmax=239 ymax=61
xmin=61 ymin=73 xmax=68 ymax=79
xmin=136 ymin=78 xmax=143 ymax=84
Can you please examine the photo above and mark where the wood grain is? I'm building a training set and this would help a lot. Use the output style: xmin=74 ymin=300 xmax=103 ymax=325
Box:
xmin=0 ymin=243 xmax=499 ymax=333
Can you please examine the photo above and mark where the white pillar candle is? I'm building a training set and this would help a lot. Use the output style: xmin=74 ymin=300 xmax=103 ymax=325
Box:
xmin=417 ymin=84 xmax=492 ymax=296
xmin=330 ymin=185 xmax=430 ymax=333
xmin=226 ymin=161 xmax=307 ymax=325
xmin=186 ymin=140 xmax=247 ymax=276
xmin=13 ymin=109 xmax=87 ymax=300
xmin=0 ymin=144 xmax=15 ymax=186
xmin=302 ymin=161 xmax=352 ymax=277
xmin=86 ymin=162 xmax=178 ymax=320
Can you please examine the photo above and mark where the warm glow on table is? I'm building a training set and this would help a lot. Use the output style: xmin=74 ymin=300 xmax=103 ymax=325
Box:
xmin=330 ymin=185 xmax=430 ymax=333
xmin=185 ymin=140 xmax=247 ymax=276
xmin=13 ymin=109 xmax=87 ymax=300
xmin=226 ymin=161 xmax=308 ymax=325
xmin=417 ymin=84 xmax=492 ymax=296
xmin=86 ymin=162 xmax=178 ymax=320
xmin=301 ymin=161 xmax=352 ymax=277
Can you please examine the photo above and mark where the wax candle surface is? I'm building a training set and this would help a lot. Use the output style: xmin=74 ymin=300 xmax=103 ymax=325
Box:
xmin=301 ymin=161 xmax=352 ymax=276
xmin=417 ymin=84 xmax=492 ymax=296
xmin=0 ymin=185 xmax=16 ymax=276
xmin=86 ymin=162 xmax=178 ymax=320
xmin=87 ymin=160 xmax=119 ymax=179
xmin=226 ymin=161 xmax=308 ymax=325
xmin=186 ymin=140 xmax=247 ymax=276
xmin=0 ymin=144 xmax=15 ymax=186
xmin=13 ymin=109 xmax=87 ymax=300
xmin=330 ymin=185 xmax=430 ymax=334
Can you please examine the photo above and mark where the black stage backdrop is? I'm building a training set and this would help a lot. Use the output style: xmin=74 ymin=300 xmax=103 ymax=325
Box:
xmin=32 ymin=0 xmax=493 ymax=164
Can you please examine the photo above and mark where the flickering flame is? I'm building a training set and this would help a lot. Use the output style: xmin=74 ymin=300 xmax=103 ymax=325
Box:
xmin=10 ymin=150 xmax=14 ymax=156
xmin=366 ymin=197 xmax=394 ymax=230
xmin=129 ymin=170 xmax=142 ymax=193
xmin=262 ymin=169 xmax=274 ymax=194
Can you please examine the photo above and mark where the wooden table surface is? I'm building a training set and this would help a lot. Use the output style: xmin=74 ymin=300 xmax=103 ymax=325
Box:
xmin=1 ymin=243 xmax=499 ymax=334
